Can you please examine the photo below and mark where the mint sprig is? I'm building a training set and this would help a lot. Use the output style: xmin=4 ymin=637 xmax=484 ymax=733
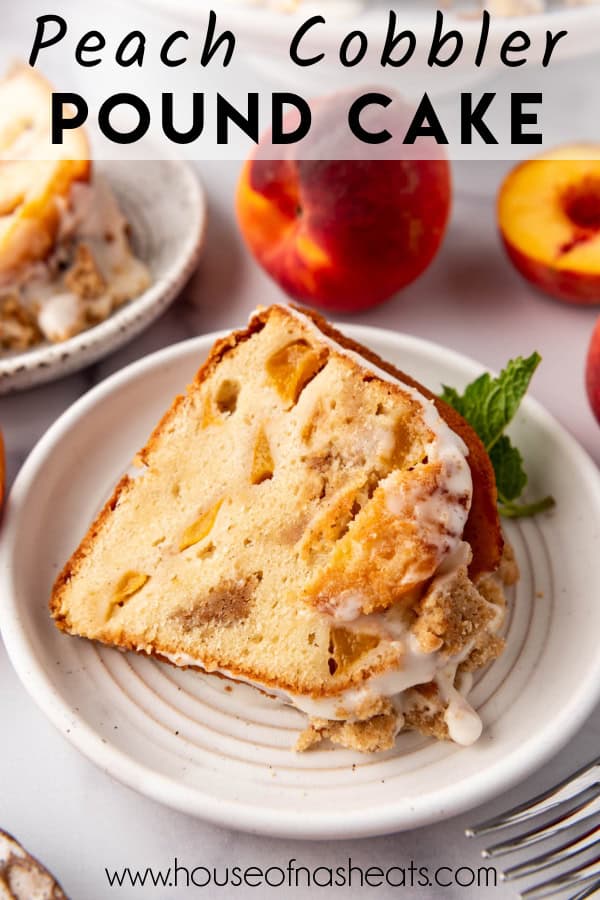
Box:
xmin=440 ymin=353 xmax=555 ymax=519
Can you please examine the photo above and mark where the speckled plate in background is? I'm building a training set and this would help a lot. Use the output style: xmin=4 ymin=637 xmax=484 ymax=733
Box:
xmin=0 ymin=158 xmax=206 ymax=394
xmin=2 ymin=327 xmax=600 ymax=838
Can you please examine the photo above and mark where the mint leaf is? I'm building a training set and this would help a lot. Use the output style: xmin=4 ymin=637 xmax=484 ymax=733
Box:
xmin=440 ymin=384 xmax=464 ymax=415
xmin=498 ymin=496 xmax=556 ymax=519
xmin=489 ymin=435 xmax=527 ymax=502
xmin=457 ymin=353 xmax=541 ymax=451
xmin=440 ymin=352 xmax=554 ymax=519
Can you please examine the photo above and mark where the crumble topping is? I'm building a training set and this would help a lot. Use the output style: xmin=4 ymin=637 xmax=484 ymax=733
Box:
xmin=296 ymin=540 xmax=517 ymax=753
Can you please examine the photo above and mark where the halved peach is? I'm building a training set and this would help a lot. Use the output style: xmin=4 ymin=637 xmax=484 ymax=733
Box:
xmin=498 ymin=145 xmax=600 ymax=305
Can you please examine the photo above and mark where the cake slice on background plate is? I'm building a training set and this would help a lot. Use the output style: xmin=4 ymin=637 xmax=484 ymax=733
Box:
xmin=0 ymin=64 xmax=150 ymax=351
xmin=50 ymin=304 xmax=517 ymax=752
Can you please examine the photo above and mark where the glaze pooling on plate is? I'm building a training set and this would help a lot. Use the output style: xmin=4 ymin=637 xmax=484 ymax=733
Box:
xmin=1 ymin=327 xmax=600 ymax=838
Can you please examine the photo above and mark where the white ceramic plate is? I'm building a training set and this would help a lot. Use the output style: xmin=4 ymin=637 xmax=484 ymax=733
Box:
xmin=2 ymin=326 xmax=600 ymax=839
xmin=0 ymin=159 xmax=206 ymax=395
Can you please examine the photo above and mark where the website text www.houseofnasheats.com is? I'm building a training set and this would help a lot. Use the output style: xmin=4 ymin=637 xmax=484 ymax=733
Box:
xmin=105 ymin=857 xmax=498 ymax=891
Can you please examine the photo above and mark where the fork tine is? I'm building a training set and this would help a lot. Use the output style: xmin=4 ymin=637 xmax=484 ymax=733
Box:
xmin=483 ymin=786 xmax=600 ymax=858
xmin=466 ymin=758 xmax=600 ymax=838
xmin=567 ymin=878 xmax=600 ymax=900
xmin=502 ymin=821 xmax=600 ymax=881
xmin=521 ymin=849 xmax=600 ymax=899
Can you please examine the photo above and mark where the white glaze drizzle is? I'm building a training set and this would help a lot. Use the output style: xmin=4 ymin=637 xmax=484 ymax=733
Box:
xmin=271 ymin=305 xmax=473 ymax=586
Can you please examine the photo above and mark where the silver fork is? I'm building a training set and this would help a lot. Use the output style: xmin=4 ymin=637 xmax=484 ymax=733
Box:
xmin=466 ymin=757 xmax=600 ymax=899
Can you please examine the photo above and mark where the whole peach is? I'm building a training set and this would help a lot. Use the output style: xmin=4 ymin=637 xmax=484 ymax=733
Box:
xmin=237 ymin=93 xmax=451 ymax=313
xmin=586 ymin=316 xmax=600 ymax=424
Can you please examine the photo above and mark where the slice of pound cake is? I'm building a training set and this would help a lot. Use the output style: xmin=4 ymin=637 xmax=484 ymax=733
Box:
xmin=50 ymin=305 xmax=517 ymax=752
